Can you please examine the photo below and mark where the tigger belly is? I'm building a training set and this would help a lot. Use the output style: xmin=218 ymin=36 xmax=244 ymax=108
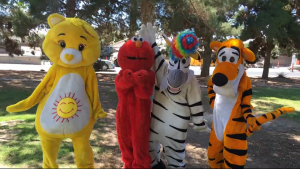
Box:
xmin=40 ymin=73 xmax=91 ymax=135
xmin=213 ymin=93 xmax=238 ymax=141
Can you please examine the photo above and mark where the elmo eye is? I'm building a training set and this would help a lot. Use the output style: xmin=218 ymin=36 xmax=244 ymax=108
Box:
xmin=139 ymin=36 xmax=144 ymax=42
xmin=59 ymin=41 xmax=66 ymax=48
xmin=131 ymin=36 xmax=138 ymax=42
xmin=78 ymin=44 xmax=85 ymax=51
xmin=182 ymin=59 xmax=186 ymax=64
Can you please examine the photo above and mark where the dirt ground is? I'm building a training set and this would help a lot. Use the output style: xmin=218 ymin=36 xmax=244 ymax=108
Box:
xmin=1 ymin=70 xmax=300 ymax=88
xmin=0 ymin=70 xmax=300 ymax=168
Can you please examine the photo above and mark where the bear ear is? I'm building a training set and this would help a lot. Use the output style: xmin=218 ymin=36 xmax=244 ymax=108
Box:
xmin=210 ymin=41 xmax=222 ymax=52
xmin=47 ymin=13 xmax=66 ymax=28
xmin=241 ymin=47 xmax=256 ymax=63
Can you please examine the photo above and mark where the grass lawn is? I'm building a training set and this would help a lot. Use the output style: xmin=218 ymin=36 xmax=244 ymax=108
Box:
xmin=0 ymin=86 xmax=299 ymax=167
xmin=0 ymin=87 xmax=117 ymax=168
xmin=251 ymin=88 xmax=300 ymax=121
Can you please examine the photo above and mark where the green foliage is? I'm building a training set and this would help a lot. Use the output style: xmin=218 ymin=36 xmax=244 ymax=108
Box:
xmin=10 ymin=8 xmax=40 ymax=38
xmin=236 ymin=0 xmax=300 ymax=78
xmin=155 ymin=0 xmax=242 ymax=76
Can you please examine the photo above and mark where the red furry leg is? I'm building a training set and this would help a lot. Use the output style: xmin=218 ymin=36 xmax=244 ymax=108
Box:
xmin=116 ymin=104 xmax=134 ymax=168
xmin=131 ymin=99 xmax=152 ymax=169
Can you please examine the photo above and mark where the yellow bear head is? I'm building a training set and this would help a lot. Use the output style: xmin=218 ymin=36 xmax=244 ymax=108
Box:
xmin=43 ymin=13 xmax=100 ymax=68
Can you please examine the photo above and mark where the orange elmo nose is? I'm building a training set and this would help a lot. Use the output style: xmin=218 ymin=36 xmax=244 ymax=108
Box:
xmin=136 ymin=41 xmax=142 ymax=48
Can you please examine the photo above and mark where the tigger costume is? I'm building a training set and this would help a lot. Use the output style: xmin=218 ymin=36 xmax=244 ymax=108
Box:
xmin=206 ymin=39 xmax=295 ymax=168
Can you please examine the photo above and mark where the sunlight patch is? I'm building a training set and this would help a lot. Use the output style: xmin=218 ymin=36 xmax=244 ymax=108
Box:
xmin=186 ymin=144 xmax=207 ymax=163
xmin=292 ymin=135 xmax=300 ymax=142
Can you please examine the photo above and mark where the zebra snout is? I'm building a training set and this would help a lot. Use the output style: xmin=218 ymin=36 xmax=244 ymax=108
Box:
xmin=167 ymin=69 xmax=188 ymax=88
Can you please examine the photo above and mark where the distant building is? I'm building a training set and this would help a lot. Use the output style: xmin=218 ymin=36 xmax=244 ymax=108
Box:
xmin=270 ymin=54 xmax=292 ymax=67
xmin=21 ymin=46 xmax=42 ymax=57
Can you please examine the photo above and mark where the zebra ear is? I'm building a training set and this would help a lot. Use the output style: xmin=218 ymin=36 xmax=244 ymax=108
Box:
xmin=162 ymin=34 xmax=172 ymax=46
xmin=210 ymin=41 xmax=222 ymax=52
xmin=190 ymin=50 xmax=200 ymax=60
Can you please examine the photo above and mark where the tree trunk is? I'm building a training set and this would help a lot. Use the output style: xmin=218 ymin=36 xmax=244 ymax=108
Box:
xmin=129 ymin=0 xmax=138 ymax=37
xmin=262 ymin=38 xmax=274 ymax=79
xmin=200 ymin=37 xmax=212 ymax=77
xmin=140 ymin=0 xmax=155 ymax=24
xmin=66 ymin=0 xmax=76 ymax=17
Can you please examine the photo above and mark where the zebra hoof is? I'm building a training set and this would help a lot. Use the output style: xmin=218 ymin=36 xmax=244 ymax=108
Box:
xmin=152 ymin=160 xmax=166 ymax=169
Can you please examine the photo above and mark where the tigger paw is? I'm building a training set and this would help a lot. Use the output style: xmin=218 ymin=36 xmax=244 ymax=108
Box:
xmin=193 ymin=123 xmax=211 ymax=132
xmin=246 ymin=116 xmax=256 ymax=126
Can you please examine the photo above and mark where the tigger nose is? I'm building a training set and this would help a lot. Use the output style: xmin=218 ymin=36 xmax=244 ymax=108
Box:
xmin=212 ymin=73 xmax=228 ymax=87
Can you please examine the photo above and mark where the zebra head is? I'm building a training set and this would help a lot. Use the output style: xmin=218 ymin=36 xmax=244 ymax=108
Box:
xmin=162 ymin=32 xmax=200 ymax=93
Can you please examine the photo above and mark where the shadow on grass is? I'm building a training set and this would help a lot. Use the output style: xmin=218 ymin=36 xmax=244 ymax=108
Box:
xmin=185 ymin=112 xmax=300 ymax=168
xmin=0 ymin=120 xmax=75 ymax=168
xmin=252 ymin=88 xmax=300 ymax=121
xmin=252 ymin=88 xmax=300 ymax=101
xmin=253 ymin=101 xmax=288 ymax=113
xmin=0 ymin=87 xmax=37 ymax=122
xmin=0 ymin=85 xmax=120 ymax=168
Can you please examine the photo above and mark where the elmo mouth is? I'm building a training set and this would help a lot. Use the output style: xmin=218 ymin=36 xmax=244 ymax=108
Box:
xmin=127 ymin=56 xmax=147 ymax=60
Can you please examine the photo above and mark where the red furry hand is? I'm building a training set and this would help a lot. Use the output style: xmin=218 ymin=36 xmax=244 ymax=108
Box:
xmin=122 ymin=69 xmax=135 ymax=84
xmin=133 ymin=70 xmax=148 ymax=85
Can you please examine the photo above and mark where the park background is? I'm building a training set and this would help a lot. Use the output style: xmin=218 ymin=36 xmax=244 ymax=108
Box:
xmin=0 ymin=0 xmax=300 ymax=168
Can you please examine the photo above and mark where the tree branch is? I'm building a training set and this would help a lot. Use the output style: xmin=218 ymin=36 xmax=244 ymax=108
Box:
xmin=95 ymin=14 xmax=129 ymax=28
xmin=178 ymin=4 xmax=198 ymax=26
xmin=58 ymin=0 xmax=66 ymax=5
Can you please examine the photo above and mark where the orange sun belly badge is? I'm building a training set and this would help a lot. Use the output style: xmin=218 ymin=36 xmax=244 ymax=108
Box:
xmin=39 ymin=73 xmax=91 ymax=135
xmin=52 ymin=92 xmax=83 ymax=123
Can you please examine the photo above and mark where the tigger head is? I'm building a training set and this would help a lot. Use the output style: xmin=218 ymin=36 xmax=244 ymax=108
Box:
xmin=210 ymin=39 xmax=255 ymax=88
xmin=162 ymin=31 xmax=201 ymax=93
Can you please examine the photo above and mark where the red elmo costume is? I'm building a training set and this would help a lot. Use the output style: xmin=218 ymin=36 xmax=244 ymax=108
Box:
xmin=115 ymin=37 xmax=155 ymax=168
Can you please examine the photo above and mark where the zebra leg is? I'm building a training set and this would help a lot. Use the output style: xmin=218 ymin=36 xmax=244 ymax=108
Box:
xmin=149 ymin=140 xmax=162 ymax=168
xmin=163 ymin=140 xmax=186 ymax=168
xmin=207 ymin=122 xmax=225 ymax=168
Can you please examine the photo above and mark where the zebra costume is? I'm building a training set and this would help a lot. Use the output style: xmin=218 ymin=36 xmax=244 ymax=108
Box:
xmin=139 ymin=23 xmax=209 ymax=168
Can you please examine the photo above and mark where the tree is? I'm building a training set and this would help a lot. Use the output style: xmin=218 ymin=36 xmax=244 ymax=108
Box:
xmin=156 ymin=0 xmax=242 ymax=77
xmin=9 ymin=0 xmax=133 ymax=46
xmin=140 ymin=0 xmax=155 ymax=24
xmin=236 ymin=0 xmax=300 ymax=79
xmin=128 ymin=0 xmax=138 ymax=37
xmin=0 ymin=0 xmax=35 ymax=56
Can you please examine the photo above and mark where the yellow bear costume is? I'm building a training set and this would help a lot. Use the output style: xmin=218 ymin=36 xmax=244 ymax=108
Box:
xmin=6 ymin=13 xmax=106 ymax=168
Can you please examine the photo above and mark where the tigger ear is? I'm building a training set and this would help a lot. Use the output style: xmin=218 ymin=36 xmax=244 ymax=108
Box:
xmin=241 ymin=47 xmax=256 ymax=63
xmin=210 ymin=41 xmax=222 ymax=52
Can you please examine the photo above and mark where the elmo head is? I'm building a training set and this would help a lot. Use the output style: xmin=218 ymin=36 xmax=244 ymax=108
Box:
xmin=118 ymin=36 xmax=154 ymax=72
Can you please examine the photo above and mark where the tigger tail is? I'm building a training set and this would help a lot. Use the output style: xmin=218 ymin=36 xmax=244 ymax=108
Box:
xmin=246 ymin=107 xmax=295 ymax=137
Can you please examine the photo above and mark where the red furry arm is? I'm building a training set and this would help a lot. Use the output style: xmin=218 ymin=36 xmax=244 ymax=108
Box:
xmin=115 ymin=69 xmax=135 ymax=96
xmin=133 ymin=70 xmax=155 ymax=99
xmin=207 ymin=76 xmax=216 ymax=108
